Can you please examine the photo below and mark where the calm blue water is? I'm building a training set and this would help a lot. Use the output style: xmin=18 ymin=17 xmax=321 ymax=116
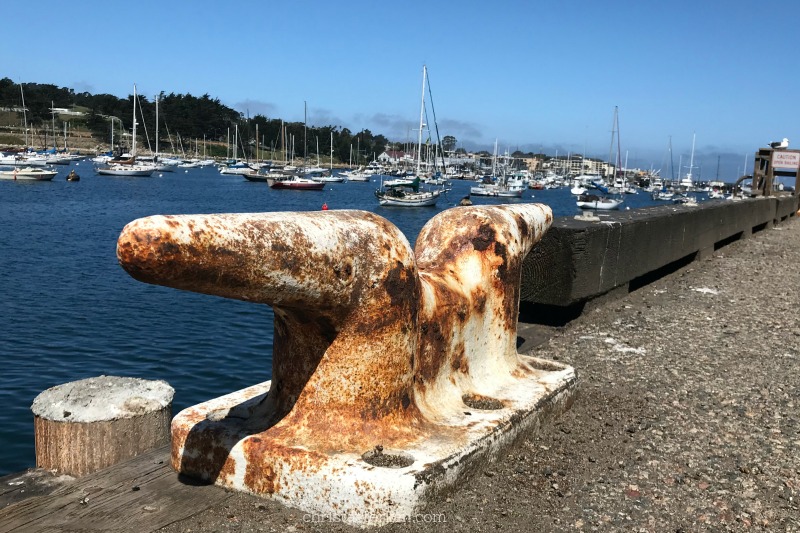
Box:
xmin=0 ymin=163 xmax=673 ymax=476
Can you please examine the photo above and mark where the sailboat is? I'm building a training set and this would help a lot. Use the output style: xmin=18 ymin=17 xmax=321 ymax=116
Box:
xmin=152 ymin=94 xmax=175 ymax=171
xmin=96 ymin=84 xmax=155 ymax=177
xmin=311 ymin=132 xmax=345 ymax=183
xmin=577 ymin=106 xmax=623 ymax=210
xmin=678 ymin=132 xmax=697 ymax=191
xmin=375 ymin=65 xmax=443 ymax=207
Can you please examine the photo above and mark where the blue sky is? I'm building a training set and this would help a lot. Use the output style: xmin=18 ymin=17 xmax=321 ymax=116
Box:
xmin=4 ymin=0 xmax=798 ymax=179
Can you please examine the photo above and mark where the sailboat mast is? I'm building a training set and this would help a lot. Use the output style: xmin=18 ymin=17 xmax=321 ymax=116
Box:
xmin=616 ymin=110 xmax=622 ymax=181
xmin=303 ymin=101 xmax=308 ymax=165
xmin=155 ymin=93 xmax=159 ymax=160
xmin=19 ymin=83 xmax=28 ymax=148
xmin=688 ymin=132 xmax=696 ymax=180
xmin=132 ymin=84 xmax=138 ymax=156
xmin=281 ymin=120 xmax=285 ymax=163
xmin=492 ymin=139 xmax=498 ymax=176
xmin=416 ymin=65 xmax=427 ymax=175
xmin=607 ymin=106 xmax=617 ymax=180
xmin=51 ymin=101 xmax=56 ymax=150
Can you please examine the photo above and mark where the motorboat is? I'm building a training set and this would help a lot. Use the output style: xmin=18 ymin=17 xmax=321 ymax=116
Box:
xmin=310 ymin=172 xmax=345 ymax=183
xmin=576 ymin=194 xmax=623 ymax=210
xmin=266 ymin=174 xmax=325 ymax=190
xmin=0 ymin=166 xmax=58 ymax=181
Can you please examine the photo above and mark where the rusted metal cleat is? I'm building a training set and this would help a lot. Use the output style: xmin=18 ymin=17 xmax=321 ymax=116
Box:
xmin=117 ymin=205 xmax=576 ymax=527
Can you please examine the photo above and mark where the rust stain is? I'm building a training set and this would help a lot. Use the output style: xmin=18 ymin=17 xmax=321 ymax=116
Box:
xmin=470 ymin=223 xmax=496 ymax=252
xmin=450 ymin=343 xmax=469 ymax=374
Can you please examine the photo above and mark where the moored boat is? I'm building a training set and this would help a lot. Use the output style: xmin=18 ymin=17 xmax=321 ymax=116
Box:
xmin=310 ymin=172 xmax=345 ymax=183
xmin=96 ymin=163 xmax=155 ymax=177
xmin=0 ymin=166 xmax=58 ymax=181
xmin=374 ymin=65 xmax=446 ymax=208
xmin=576 ymin=193 xmax=623 ymax=210
xmin=95 ymin=84 xmax=155 ymax=177
xmin=375 ymin=180 xmax=442 ymax=207
xmin=469 ymin=182 xmax=524 ymax=197
xmin=266 ymin=174 xmax=325 ymax=190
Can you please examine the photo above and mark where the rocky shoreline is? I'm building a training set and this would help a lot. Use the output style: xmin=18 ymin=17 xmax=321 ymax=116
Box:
xmin=156 ymin=213 xmax=800 ymax=532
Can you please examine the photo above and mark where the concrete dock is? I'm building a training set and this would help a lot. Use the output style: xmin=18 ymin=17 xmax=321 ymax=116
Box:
xmin=1 ymin=197 xmax=799 ymax=531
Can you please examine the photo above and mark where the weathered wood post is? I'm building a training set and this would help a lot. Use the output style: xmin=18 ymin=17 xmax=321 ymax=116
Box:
xmin=31 ymin=376 xmax=174 ymax=477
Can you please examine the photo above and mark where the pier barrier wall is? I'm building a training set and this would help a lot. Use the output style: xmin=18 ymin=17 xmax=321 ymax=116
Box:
xmin=521 ymin=195 xmax=798 ymax=311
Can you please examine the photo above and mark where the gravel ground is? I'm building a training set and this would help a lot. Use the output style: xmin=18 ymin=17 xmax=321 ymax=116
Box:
xmin=160 ymin=216 xmax=800 ymax=533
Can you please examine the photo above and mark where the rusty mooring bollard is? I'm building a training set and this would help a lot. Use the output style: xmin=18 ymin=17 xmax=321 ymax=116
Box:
xmin=116 ymin=205 xmax=576 ymax=526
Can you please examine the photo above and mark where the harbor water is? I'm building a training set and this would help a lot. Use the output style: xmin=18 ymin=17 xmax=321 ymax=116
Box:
xmin=0 ymin=162 xmax=675 ymax=476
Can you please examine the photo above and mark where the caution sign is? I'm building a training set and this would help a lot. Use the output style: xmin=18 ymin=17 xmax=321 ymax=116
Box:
xmin=772 ymin=151 xmax=800 ymax=169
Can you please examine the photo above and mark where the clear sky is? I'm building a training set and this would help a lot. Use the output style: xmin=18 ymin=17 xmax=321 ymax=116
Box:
xmin=3 ymin=0 xmax=798 ymax=180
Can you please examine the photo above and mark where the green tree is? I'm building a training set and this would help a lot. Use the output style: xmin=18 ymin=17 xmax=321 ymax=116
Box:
xmin=442 ymin=135 xmax=457 ymax=152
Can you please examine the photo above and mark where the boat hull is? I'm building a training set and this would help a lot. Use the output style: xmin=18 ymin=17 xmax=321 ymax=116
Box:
xmin=0 ymin=168 xmax=57 ymax=181
xmin=266 ymin=177 xmax=325 ymax=190
xmin=376 ymin=189 xmax=441 ymax=207
xmin=242 ymin=173 xmax=269 ymax=182
xmin=96 ymin=166 xmax=155 ymax=177
xmin=576 ymin=195 xmax=622 ymax=210
xmin=469 ymin=186 xmax=524 ymax=198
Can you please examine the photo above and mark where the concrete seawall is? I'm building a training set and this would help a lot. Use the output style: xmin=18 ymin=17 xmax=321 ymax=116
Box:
xmin=521 ymin=195 xmax=799 ymax=316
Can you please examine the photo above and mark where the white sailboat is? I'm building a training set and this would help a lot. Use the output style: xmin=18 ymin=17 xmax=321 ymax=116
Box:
xmin=96 ymin=84 xmax=155 ymax=177
xmin=311 ymin=132 xmax=344 ymax=183
xmin=375 ymin=65 xmax=443 ymax=207
xmin=576 ymin=107 xmax=625 ymax=209
xmin=679 ymin=132 xmax=696 ymax=191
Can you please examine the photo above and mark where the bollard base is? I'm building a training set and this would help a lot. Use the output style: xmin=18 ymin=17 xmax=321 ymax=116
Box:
xmin=171 ymin=356 xmax=577 ymax=528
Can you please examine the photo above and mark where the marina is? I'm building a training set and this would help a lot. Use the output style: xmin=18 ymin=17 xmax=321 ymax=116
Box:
xmin=0 ymin=164 xmax=797 ymax=530
xmin=0 ymin=158 xmax=718 ymax=477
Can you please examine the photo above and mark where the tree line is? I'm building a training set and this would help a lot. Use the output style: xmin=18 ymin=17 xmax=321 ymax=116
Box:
xmin=0 ymin=78 xmax=390 ymax=162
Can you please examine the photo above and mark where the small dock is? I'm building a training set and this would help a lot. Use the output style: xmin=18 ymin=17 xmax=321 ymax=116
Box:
xmin=0 ymin=447 xmax=230 ymax=532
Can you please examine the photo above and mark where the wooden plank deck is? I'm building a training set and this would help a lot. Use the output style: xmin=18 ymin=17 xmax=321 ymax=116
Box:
xmin=0 ymin=446 xmax=231 ymax=532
